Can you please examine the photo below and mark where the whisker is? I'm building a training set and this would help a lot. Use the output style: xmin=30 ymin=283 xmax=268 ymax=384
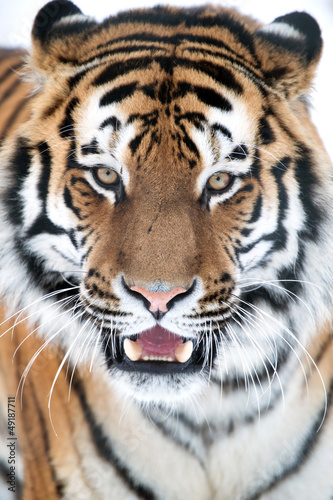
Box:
xmin=16 ymin=308 xmax=85 ymax=408
xmin=48 ymin=315 xmax=88 ymax=436
xmin=233 ymin=294 xmax=328 ymax=426
xmin=0 ymin=286 xmax=80 ymax=337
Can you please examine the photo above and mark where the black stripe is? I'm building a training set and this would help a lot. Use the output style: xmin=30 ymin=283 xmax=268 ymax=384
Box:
xmin=267 ymin=156 xmax=290 ymax=252
xmin=100 ymin=82 xmax=137 ymax=106
xmin=14 ymin=345 xmax=64 ymax=498
xmin=42 ymin=96 xmax=65 ymax=119
xmin=223 ymin=242 xmax=237 ymax=266
xmin=31 ymin=390 xmax=65 ymax=498
xmin=215 ymin=343 xmax=291 ymax=393
xmin=228 ymin=145 xmax=248 ymax=160
xmin=81 ymin=36 xmax=245 ymax=91
xmin=94 ymin=57 xmax=154 ymax=86
xmin=93 ymin=54 xmax=241 ymax=98
xmin=275 ymin=263 xmax=304 ymax=306
xmin=68 ymin=65 xmax=97 ymax=90
xmin=100 ymin=116 xmax=121 ymax=130
xmin=14 ymin=237 xmax=58 ymax=290
xmin=81 ymin=138 xmax=101 ymax=156
xmin=36 ymin=143 xmax=52 ymax=210
xmin=239 ymin=275 xmax=294 ymax=313
xmin=147 ymin=410 xmax=208 ymax=462
xmin=193 ymin=85 xmax=232 ymax=112
xmin=258 ymin=116 xmax=275 ymax=145
xmin=74 ymin=29 xmax=261 ymax=90
xmin=0 ymin=62 xmax=23 ymax=85
xmin=4 ymin=137 xmax=32 ymax=226
xmin=26 ymin=216 xmax=66 ymax=238
xmin=102 ymin=5 xmax=256 ymax=60
xmin=59 ymin=97 xmax=80 ymax=138
xmin=246 ymin=379 xmax=333 ymax=500
xmin=177 ymin=111 xmax=206 ymax=129
xmin=148 ymin=417 xmax=203 ymax=458
xmin=76 ymin=43 xmax=169 ymax=66
xmin=0 ymin=97 xmax=28 ymax=142
xmin=25 ymin=143 xmax=66 ymax=238
xmin=0 ymin=76 xmax=22 ymax=107
xmin=248 ymin=194 xmax=262 ymax=224
xmin=127 ymin=109 xmax=158 ymax=126
xmin=182 ymin=129 xmax=200 ymax=158
xmin=73 ymin=376 xmax=157 ymax=500
xmin=64 ymin=186 xmax=83 ymax=219
xmin=237 ymin=157 xmax=290 ymax=267
xmin=100 ymin=7 xmax=258 ymax=68
xmin=129 ymin=128 xmax=153 ymax=155
xmin=313 ymin=335 xmax=333 ymax=366
xmin=212 ymin=123 xmax=232 ymax=140
xmin=294 ymin=145 xmax=323 ymax=241
xmin=174 ymin=81 xmax=232 ymax=113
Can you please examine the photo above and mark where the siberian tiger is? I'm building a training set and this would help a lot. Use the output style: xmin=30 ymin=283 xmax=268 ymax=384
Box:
xmin=0 ymin=1 xmax=332 ymax=499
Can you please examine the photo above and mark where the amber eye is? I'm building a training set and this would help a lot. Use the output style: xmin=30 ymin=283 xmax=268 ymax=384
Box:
xmin=92 ymin=167 xmax=119 ymax=188
xmin=207 ymin=172 xmax=232 ymax=192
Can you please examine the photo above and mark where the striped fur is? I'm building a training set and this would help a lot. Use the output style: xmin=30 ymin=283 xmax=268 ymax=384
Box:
xmin=1 ymin=2 xmax=333 ymax=499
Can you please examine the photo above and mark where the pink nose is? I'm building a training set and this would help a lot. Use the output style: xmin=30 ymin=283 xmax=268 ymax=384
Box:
xmin=130 ymin=285 xmax=187 ymax=313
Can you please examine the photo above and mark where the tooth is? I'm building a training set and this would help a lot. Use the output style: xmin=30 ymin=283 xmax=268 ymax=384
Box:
xmin=174 ymin=340 xmax=193 ymax=363
xmin=124 ymin=338 xmax=143 ymax=361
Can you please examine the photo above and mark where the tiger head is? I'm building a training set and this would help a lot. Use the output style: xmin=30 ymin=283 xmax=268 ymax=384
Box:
xmin=1 ymin=1 xmax=332 ymax=405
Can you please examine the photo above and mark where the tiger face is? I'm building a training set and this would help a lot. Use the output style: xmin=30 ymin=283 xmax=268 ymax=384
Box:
xmin=1 ymin=2 xmax=332 ymax=406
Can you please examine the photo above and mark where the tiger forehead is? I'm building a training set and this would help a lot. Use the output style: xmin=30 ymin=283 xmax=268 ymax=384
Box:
xmin=71 ymin=7 xmax=261 ymax=72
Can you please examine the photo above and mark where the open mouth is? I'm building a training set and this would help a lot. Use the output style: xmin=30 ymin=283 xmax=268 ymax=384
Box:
xmin=105 ymin=325 xmax=209 ymax=374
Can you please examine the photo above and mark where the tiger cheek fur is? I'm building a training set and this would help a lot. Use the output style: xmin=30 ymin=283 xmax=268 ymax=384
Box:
xmin=1 ymin=2 xmax=333 ymax=500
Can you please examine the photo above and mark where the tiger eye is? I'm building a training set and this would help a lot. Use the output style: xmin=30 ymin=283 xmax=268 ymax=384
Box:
xmin=94 ymin=167 xmax=119 ymax=186
xmin=207 ymin=172 xmax=232 ymax=191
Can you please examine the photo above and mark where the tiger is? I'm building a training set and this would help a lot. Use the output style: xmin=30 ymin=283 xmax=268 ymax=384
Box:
xmin=0 ymin=0 xmax=333 ymax=499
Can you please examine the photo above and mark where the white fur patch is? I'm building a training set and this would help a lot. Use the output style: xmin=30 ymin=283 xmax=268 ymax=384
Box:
xmin=259 ymin=22 xmax=306 ymax=41
xmin=53 ymin=14 xmax=95 ymax=27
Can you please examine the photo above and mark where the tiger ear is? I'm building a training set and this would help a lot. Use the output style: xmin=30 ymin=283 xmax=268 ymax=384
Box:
xmin=30 ymin=0 xmax=96 ymax=75
xmin=255 ymin=12 xmax=323 ymax=98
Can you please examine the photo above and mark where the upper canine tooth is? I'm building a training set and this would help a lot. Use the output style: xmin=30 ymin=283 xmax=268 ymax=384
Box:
xmin=174 ymin=340 xmax=193 ymax=363
xmin=124 ymin=338 xmax=143 ymax=361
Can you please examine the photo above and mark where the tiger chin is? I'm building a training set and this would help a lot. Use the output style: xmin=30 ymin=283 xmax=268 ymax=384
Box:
xmin=1 ymin=1 xmax=333 ymax=499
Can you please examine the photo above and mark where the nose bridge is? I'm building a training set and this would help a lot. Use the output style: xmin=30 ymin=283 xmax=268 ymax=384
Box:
xmin=120 ymin=192 xmax=200 ymax=287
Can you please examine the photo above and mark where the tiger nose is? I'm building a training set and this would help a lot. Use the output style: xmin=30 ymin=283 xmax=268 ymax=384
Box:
xmin=130 ymin=285 xmax=187 ymax=314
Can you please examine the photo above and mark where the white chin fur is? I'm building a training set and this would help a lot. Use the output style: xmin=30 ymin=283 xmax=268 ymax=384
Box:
xmin=110 ymin=370 xmax=207 ymax=406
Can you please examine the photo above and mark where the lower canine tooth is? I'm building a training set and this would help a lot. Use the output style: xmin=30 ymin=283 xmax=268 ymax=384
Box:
xmin=124 ymin=338 xmax=143 ymax=361
xmin=174 ymin=340 xmax=193 ymax=363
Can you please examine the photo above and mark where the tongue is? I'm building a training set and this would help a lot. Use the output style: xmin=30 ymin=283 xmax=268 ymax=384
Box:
xmin=123 ymin=325 xmax=194 ymax=363
xmin=140 ymin=325 xmax=182 ymax=356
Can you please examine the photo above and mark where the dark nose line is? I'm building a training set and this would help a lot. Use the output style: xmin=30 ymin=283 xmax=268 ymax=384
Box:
xmin=151 ymin=310 xmax=167 ymax=320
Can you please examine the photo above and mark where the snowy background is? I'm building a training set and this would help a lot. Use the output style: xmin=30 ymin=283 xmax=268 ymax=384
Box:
xmin=0 ymin=0 xmax=332 ymax=159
